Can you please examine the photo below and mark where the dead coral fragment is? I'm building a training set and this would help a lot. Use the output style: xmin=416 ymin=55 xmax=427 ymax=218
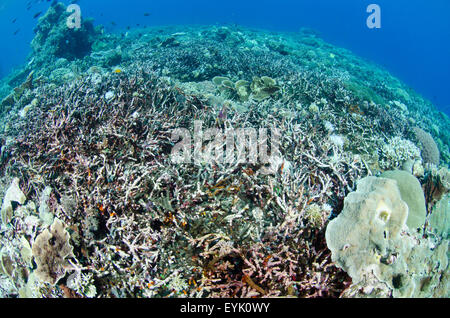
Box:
xmin=32 ymin=218 xmax=74 ymax=285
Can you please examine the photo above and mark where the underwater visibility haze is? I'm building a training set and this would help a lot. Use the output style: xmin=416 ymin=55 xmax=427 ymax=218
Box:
xmin=0 ymin=0 xmax=449 ymax=299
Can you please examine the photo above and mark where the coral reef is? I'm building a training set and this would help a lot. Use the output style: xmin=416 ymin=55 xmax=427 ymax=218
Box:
xmin=0 ymin=3 xmax=448 ymax=298
xmin=31 ymin=2 xmax=99 ymax=64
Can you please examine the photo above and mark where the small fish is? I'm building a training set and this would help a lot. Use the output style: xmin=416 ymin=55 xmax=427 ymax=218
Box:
xmin=144 ymin=12 xmax=150 ymax=17
xmin=33 ymin=11 xmax=43 ymax=19
xmin=280 ymin=161 xmax=285 ymax=175
xmin=12 ymin=18 xmax=17 ymax=24
xmin=13 ymin=29 xmax=20 ymax=35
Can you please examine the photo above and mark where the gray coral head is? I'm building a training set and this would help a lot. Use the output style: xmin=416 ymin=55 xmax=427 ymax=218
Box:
xmin=413 ymin=127 xmax=440 ymax=166
xmin=325 ymin=176 xmax=408 ymax=282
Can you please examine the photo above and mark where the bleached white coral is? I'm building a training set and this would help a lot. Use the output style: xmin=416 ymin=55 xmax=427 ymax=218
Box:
xmin=322 ymin=203 xmax=333 ymax=218
xmin=379 ymin=136 xmax=421 ymax=170
xmin=67 ymin=272 xmax=97 ymax=298
xmin=324 ymin=121 xmax=335 ymax=133
xmin=167 ymin=271 xmax=188 ymax=294
xmin=329 ymin=134 xmax=345 ymax=148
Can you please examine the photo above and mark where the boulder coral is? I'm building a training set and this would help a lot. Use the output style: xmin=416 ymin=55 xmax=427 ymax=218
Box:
xmin=326 ymin=176 xmax=449 ymax=297
xmin=325 ymin=176 xmax=408 ymax=283
xmin=380 ymin=170 xmax=426 ymax=230
xmin=413 ymin=127 xmax=440 ymax=166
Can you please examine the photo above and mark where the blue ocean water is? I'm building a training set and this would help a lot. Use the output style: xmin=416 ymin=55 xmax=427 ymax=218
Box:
xmin=0 ymin=0 xmax=449 ymax=115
